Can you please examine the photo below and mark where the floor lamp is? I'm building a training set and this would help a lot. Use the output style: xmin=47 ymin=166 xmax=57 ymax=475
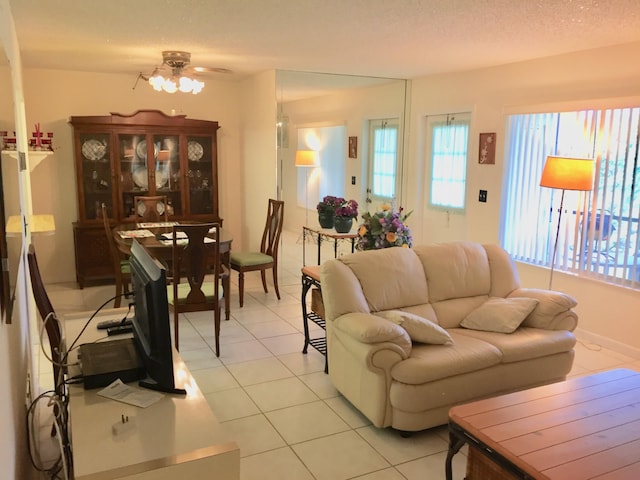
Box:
xmin=539 ymin=155 xmax=594 ymax=289
xmin=295 ymin=149 xmax=319 ymax=228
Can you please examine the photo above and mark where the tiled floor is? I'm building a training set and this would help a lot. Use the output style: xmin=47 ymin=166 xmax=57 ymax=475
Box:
xmin=40 ymin=230 xmax=640 ymax=480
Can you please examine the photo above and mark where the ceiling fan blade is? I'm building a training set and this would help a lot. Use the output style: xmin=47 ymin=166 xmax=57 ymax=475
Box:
xmin=189 ymin=66 xmax=233 ymax=75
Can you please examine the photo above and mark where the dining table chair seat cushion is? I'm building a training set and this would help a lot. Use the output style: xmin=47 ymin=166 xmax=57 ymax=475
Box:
xmin=230 ymin=252 xmax=274 ymax=267
xmin=120 ymin=260 xmax=131 ymax=274
xmin=167 ymin=281 xmax=224 ymax=305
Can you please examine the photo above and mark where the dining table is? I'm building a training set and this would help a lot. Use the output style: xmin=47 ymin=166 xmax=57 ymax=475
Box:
xmin=113 ymin=221 xmax=234 ymax=320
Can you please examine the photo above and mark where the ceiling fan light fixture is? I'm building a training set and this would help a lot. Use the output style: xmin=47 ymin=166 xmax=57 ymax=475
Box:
xmin=148 ymin=71 xmax=166 ymax=91
xmin=179 ymin=76 xmax=204 ymax=94
xmin=163 ymin=78 xmax=178 ymax=94
xmin=145 ymin=51 xmax=206 ymax=95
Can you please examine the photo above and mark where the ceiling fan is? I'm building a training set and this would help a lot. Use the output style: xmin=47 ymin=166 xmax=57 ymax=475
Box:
xmin=136 ymin=51 xmax=231 ymax=94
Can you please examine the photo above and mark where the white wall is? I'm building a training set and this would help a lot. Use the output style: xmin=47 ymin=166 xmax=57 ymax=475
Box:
xmin=238 ymin=71 xmax=278 ymax=250
xmin=3 ymin=36 xmax=640 ymax=478
xmin=0 ymin=65 xmax=246 ymax=478
xmin=0 ymin=67 xmax=244 ymax=285
xmin=406 ymin=41 xmax=640 ymax=354
xmin=279 ymin=80 xmax=408 ymax=231
xmin=278 ymin=47 xmax=640 ymax=356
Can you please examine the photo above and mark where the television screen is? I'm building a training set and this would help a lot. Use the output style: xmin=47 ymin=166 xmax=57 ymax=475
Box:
xmin=129 ymin=240 xmax=185 ymax=394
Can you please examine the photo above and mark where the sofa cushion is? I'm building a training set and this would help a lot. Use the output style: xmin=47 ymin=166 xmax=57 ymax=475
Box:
xmin=452 ymin=327 xmax=576 ymax=363
xmin=431 ymin=296 xmax=487 ymax=329
xmin=340 ymin=247 xmax=429 ymax=312
xmin=390 ymin=333 xmax=502 ymax=385
xmin=375 ymin=310 xmax=453 ymax=344
xmin=414 ymin=242 xmax=492 ymax=302
xmin=509 ymin=288 xmax=578 ymax=330
xmin=460 ymin=297 xmax=539 ymax=333
xmin=334 ymin=312 xmax=411 ymax=347
xmin=484 ymin=243 xmax=522 ymax=297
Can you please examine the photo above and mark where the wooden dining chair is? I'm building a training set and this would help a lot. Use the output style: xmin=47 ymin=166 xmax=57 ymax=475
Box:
xmin=133 ymin=195 xmax=169 ymax=223
xmin=166 ymin=223 xmax=227 ymax=355
xmin=230 ymin=199 xmax=284 ymax=307
xmin=27 ymin=244 xmax=64 ymax=435
xmin=102 ymin=203 xmax=131 ymax=307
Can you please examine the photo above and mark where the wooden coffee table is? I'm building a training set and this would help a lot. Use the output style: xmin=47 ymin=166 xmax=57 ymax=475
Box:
xmin=446 ymin=368 xmax=640 ymax=479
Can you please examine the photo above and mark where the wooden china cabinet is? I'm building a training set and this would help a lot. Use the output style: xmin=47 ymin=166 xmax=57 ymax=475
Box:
xmin=70 ymin=110 xmax=220 ymax=287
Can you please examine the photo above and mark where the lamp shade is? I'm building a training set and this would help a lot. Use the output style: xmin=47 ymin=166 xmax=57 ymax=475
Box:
xmin=6 ymin=214 xmax=56 ymax=236
xmin=540 ymin=156 xmax=594 ymax=191
xmin=295 ymin=150 xmax=319 ymax=167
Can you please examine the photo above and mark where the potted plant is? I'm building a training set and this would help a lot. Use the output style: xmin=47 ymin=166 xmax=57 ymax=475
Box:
xmin=316 ymin=195 xmax=344 ymax=228
xmin=334 ymin=199 xmax=359 ymax=233
xmin=356 ymin=204 xmax=413 ymax=250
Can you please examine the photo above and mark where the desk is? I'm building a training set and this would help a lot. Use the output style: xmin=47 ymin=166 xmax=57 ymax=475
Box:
xmin=113 ymin=223 xmax=233 ymax=319
xmin=446 ymin=368 xmax=640 ymax=480
xmin=65 ymin=308 xmax=240 ymax=480
xmin=302 ymin=225 xmax=358 ymax=266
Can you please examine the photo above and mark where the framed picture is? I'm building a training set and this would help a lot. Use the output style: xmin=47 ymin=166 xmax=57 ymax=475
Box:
xmin=348 ymin=136 xmax=357 ymax=158
xmin=478 ymin=132 xmax=496 ymax=164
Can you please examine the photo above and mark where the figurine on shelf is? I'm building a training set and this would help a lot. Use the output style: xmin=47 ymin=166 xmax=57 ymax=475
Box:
xmin=33 ymin=123 xmax=42 ymax=149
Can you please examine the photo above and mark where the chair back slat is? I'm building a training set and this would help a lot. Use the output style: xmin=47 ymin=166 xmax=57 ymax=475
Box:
xmin=134 ymin=195 xmax=169 ymax=222
xmin=102 ymin=203 xmax=130 ymax=307
xmin=171 ymin=223 xmax=221 ymax=307
xmin=27 ymin=245 xmax=63 ymax=395
xmin=170 ymin=223 xmax=223 ymax=353
xmin=102 ymin=203 xmax=121 ymax=273
xmin=261 ymin=199 xmax=285 ymax=258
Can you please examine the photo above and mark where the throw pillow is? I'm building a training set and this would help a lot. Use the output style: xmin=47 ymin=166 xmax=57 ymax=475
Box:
xmin=376 ymin=310 xmax=453 ymax=344
xmin=461 ymin=297 xmax=539 ymax=334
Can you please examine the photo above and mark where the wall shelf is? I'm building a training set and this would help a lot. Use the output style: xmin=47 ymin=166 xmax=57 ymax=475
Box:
xmin=1 ymin=150 xmax=53 ymax=171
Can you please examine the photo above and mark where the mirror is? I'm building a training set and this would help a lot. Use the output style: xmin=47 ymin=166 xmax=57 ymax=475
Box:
xmin=276 ymin=70 xmax=409 ymax=239
xmin=0 ymin=162 xmax=9 ymax=323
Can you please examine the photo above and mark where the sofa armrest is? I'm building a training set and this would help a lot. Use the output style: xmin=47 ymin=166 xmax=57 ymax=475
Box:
xmin=509 ymin=288 xmax=578 ymax=331
xmin=333 ymin=312 xmax=412 ymax=356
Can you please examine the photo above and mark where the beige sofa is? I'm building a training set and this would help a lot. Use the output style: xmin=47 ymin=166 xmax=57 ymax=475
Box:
xmin=320 ymin=241 xmax=578 ymax=432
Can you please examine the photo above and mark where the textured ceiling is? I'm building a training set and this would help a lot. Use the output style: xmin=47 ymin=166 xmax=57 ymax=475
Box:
xmin=4 ymin=0 xmax=640 ymax=81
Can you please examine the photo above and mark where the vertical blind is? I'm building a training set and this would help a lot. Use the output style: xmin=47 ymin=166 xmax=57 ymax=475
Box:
xmin=502 ymin=107 xmax=640 ymax=288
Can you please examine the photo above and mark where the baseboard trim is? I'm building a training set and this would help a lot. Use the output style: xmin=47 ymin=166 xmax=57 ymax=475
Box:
xmin=574 ymin=327 xmax=640 ymax=359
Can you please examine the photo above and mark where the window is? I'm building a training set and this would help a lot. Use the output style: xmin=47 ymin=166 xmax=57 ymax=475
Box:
xmin=502 ymin=108 xmax=640 ymax=289
xmin=368 ymin=119 xmax=399 ymax=204
xmin=426 ymin=113 xmax=470 ymax=210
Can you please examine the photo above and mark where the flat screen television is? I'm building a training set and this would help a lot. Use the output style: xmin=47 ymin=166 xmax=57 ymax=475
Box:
xmin=129 ymin=239 xmax=185 ymax=395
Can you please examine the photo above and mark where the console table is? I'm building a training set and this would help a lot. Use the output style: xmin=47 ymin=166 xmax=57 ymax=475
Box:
xmin=302 ymin=225 xmax=358 ymax=266
xmin=301 ymin=265 xmax=327 ymax=373
xmin=64 ymin=308 xmax=240 ymax=479
xmin=446 ymin=368 xmax=640 ymax=480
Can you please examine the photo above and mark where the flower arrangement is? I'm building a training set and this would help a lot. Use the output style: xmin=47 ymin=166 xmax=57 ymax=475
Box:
xmin=356 ymin=204 xmax=413 ymax=250
xmin=316 ymin=195 xmax=345 ymax=214
xmin=334 ymin=199 xmax=359 ymax=218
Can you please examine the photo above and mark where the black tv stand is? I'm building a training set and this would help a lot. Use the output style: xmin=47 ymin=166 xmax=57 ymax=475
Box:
xmin=139 ymin=379 xmax=187 ymax=395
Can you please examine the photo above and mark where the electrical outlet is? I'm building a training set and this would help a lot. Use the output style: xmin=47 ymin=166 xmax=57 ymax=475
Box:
xmin=479 ymin=189 xmax=488 ymax=203
xmin=351 ymin=176 xmax=356 ymax=185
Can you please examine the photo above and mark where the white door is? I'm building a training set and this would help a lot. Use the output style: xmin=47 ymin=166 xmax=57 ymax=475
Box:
xmin=366 ymin=118 xmax=400 ymax=208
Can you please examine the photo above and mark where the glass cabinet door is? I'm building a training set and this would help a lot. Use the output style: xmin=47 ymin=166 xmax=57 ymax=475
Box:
xmin=187 ymin=135 xmax=214 ymax=215
xmin=79 ymin=132 xmax=112 ymax=220
xmin=154 ymin=134 xmax=181 ymax=216
xmin=117 ymin=133 xmax=150 ymax=217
